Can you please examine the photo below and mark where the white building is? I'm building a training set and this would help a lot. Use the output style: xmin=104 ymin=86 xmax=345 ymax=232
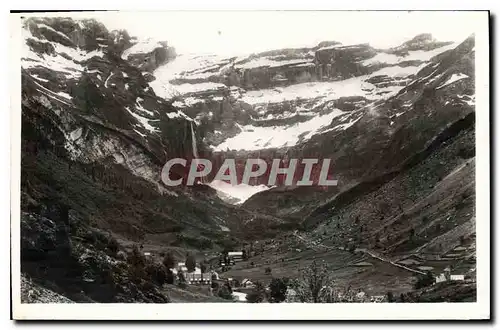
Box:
xmin=241 ymin=278 xmax=255 ymax=288
xmin=435 ymin=272 xmax=465 ymax=284
xmin=435 ymin=273 xmax=447 ymax=283
xmin=450 ymin=274 xmax=465 ymax=281
xmin=232 ymin=291 xmax=247 ymax=302
xmin=228 ymin=251 xmax=244 ymax=262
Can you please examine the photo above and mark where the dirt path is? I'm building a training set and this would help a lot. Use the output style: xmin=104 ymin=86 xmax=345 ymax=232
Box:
xmin=293 ymin=231 xmax=425 ymax=275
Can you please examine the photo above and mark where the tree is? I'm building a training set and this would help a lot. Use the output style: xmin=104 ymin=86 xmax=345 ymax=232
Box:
xmin=166 ymin=269 xmax=175 ymax=284
xmin=296 ymin=260 xmax=332 ymax=303
xmin=185 ymin=253 xmax=196 ymax=273
xmin=162 ymin=251 xmax=176 ymax=270
xmin=269 ymin=278 xmax=289 ymax=303
xmin=145 ymin=263 xmax=167 ymax=286
xmin=414 ymin=271 xmax=434 ymax=289
xmin=386 ymin=291 xmax=395 ymax=302
xmin=200 ymin=261 xmax=208 ymax=282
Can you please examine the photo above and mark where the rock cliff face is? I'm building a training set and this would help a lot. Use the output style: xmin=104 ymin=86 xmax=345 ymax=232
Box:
xmin=146 ymin=32 xmax=472 ymax=197
xmin=20 ymin=17 xmax=287 ymax=302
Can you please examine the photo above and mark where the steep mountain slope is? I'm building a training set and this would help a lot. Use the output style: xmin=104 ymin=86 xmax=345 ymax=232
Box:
xmin=243 ymin=36 xmax=475 ymax=220
xmin=222 ymin=36 xmax=475 ymax=297
xmin=21 ymin=17 xmax=283 ymax=239
xmin=19 ymin=17 xmax=283 ymax=302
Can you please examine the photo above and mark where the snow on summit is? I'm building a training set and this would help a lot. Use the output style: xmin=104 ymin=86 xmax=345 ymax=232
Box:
xmin=142 ymin=33 xmax=466 ymax=158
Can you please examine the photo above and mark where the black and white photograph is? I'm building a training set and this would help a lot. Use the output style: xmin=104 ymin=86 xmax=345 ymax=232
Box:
xmin=9 ymin=10 xmax=490 ymax=320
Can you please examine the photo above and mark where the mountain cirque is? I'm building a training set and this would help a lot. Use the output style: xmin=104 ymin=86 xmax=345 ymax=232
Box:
xmin=19 ymin=16 xmax=476 ymax=302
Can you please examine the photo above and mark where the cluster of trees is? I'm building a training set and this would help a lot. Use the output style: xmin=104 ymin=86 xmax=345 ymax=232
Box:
xmin=127 ymin=245 xmax=171 ymax=287
xmin=245 ymin=260 xmax=369 ymax=303
xmin=161 ymin=250 xmax=210 ymax=285
xmin=126 ymin=247 xmax=214 ymax=291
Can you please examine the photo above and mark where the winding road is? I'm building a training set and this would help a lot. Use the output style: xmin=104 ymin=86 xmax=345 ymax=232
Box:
xmin=292 ymin=231 xmax=425 ymax=275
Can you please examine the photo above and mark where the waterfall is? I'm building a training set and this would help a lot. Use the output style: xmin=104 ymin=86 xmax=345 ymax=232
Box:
xmin=190 ymin=121 xmax=203 ymax=183
xmin=190 ymin=121 xmax=199 ymax=159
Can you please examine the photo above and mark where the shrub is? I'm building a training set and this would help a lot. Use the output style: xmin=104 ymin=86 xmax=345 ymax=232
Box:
xmin=177 ymin=271 xmax=187 ymax=288
xmin=386 ymin=291 xmax=395 ymax=302
xmin=116 ymin=250 xmax=127 ymax=261
xmin=106 ymin=235 xmax=120 ymax=256
xmin=217 ymin=285 xmax=234 ymax=300
xmin=265 ymin=267 xmax=272 ymax=275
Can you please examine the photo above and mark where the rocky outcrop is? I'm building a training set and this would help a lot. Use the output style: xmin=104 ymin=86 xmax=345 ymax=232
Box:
xmin=21 ymin=275 xmax=75 ymax=303
xmin=21 ymin=211 xmax=170 ymax=303
xmin=123 ymin=38 xmax=176 ymax=72
xmin=21 ymin=17 xmax=196 ymax=186
xmin=390 ymin=33 xmax=453 ymax=55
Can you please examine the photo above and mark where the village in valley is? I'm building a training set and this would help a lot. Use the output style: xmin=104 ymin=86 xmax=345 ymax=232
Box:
xmin=136 ymin=230 xmax=475 ymax=303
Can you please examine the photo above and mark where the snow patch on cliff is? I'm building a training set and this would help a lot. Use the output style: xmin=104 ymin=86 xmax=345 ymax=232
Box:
xmin=436 ymin=73 xmax=469 ymax=89
xmin=362 ymin=42 xmax=460 ymax=66
xmin=125 ymin=107 xmax=159 ymax=133
xmin=213 ymin=108 xmax=344 ymax=151
xmin=208 ymin=180 xmax=272 ymax=204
